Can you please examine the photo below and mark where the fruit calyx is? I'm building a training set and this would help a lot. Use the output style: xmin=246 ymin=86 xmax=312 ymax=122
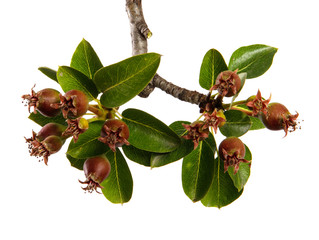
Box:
xmin=246 ymin=89 xmax=271 ymax=116
xmin=210 ymin=70 xmax=241 ymax=97
xmin=62 ymin=117 xmax=89 ymax=143
xmin=51 ymin=89 xmax=89 ymax=119
xmin=25 ymin=133 xmax=63 ymax=165
xmin=98 ymin=119 xmax=130 ymax=152
xmin=219 ymin=137 xmax=249 ymax=174
xmin=203 ymin=109 xmax=226 ymax=134
xmin=182 ymin=121 xmax=209 ymax=149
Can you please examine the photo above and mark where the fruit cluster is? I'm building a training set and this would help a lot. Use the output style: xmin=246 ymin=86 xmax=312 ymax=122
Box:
xmin=21 ymin=39 xmax=300 ymax=207
xmin=183 ymin=70 xmax=300 ymax=174
xmin=22 ymin=86 xmax=130 ymax=193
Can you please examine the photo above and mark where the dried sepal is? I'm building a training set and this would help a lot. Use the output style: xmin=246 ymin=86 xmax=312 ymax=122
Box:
xmin=182 ymin=121 xmax=209 ymax=149
xmin=221 ymin=148 xmax=250 ymax=174
xmin=210 ymin=70 xmax=241 ymax=97
xmin=51 ymin=90 xmax=89 ymax=119
xmin=246 ymin=89 xmax=271 ymax=116
xmin=203 ymin=109 xmax=226 ymax=133
xmin=62 ymin=118 xmax=89 ymax=143
xmin=25 ymin=132 xmax=63 ymax=165
xmin=98 ymin=119 xmax=130 ymax=152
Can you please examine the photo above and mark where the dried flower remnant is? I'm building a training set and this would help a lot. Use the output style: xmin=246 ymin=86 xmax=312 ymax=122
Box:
xmin=98 ymin=119 xmax=130 ymax=152
xmin=63 ymin=118 xmax=89 ymax=143
xmin=203 ymin=109 xmax=226 ymax=133
xmin=182 ymin=121 xmax=209 ymax=149
xmin=219 ymin=137 xmax=250 ymax=174
xmin=25 ymin=132 xmax=63 ymax=165
xmin=51 ymin=90 xmax=89 ymax=119
xmin=210 ymin=70 xmax=242 ymax=97
xmin=246 ymin=89 xmax=271 ymax=116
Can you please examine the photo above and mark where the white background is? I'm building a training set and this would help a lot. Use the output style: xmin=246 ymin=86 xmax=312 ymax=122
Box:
xmin=1 ymin=0 xmax=318 ymax=239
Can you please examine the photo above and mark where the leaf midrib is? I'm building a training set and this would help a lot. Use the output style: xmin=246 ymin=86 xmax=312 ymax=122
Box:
xmin=67 ymin=135 xmax=100 ymax=156
xmin=101 ymin=56 xmax=159 ymax=93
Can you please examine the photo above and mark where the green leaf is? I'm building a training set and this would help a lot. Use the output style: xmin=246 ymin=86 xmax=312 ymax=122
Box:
xmin=219 ymin=110 xmax=252 ymax=137
xmin=201 ymin=157 xmax=243 ymax=208
xmin=38 ymin=67 xmax=58 ymax=82
xmin=235 ymin=104 xmax=266 ymax=130
xmin=199 ymin=49 xmax=228 ymax=90
xmin=70 ymin=39 xmax=103 ymax=79
xmin=66 ymin=154 xmax=85 ymax=170
xmin=122 ymin=108 xmax=181 ymax=153
xmin=93 ymin=53 xmax=161 ymax=108
xmin=57 ymin=66 xmax=99 ymax=101
xmin=249 ymin=116 xmax=265 ymax=130
xmin=67 ymin=121 xmax=109 ymax=159
xmin=227 ymin=145 xmax=252 ymax=191
xmin=101 ymin=149 xmax=133 ymax=204
xmin=182 ymin=134 xmax=216 ymax=202
xmin=150 ymin=121 xmax=194 ymax=168
xmin=28 ymin=111 xmax=67 ymax=127
xmin=228 ymin=44 xmax=277 ymax=79
xmin=122 ymin=144 xmax=151 ymax=167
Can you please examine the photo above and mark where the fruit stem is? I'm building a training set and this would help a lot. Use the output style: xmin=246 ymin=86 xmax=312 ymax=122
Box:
xmin=230 ymin=106 xmax=253 ymax=116
xmin=223 ymin=100 xmax=248 ymax=109
xmin=88 ymin=105 xmax=104 ymax=117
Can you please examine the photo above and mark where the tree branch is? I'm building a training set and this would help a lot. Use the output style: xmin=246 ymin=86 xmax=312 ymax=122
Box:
xmin=153 ymin=74 xmax=207 ymax=105
xmin=125 ymin=0 xmax=206 ymax=105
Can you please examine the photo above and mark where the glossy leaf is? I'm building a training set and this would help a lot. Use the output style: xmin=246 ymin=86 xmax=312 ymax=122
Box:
xmin=93 ymin=53 xmax=161 ymax=108
xmin=66 ymin=154 xmax=85 ymax=170
xmin=28 ymin=111 xmax=67 ymax=127
xmin=101 ymin=149 xmax=133 ymax=204
xmin=228 ymin=44 xmax=277 ymax=79
xmin=122 ymin=144 xmax=151 ymax=167
xmin=227 ymin=145 xmax=252 ymax=191
xmin=38 ymin=67 xmax=58 ymax=82
xmin=219 ymin=110 xmax=252 ymax=137
xmin=249 ymin=116 xmax=265 ymax=130
xmin=201 ymin=157 xmax=243 ymax=208
xmin=57 ymin=66 xmax=99 ymax=101
xmin=182 ymin=134 xmax=216 ymax=202
xmin=67 ymin=121 xmax=109 ymax=159
xmin=199 ymin=49 xmax=228 ymax=90
xmin=150 ymin=121 xmax=194 ymax=168
xmin=234 ymin=104 xmax=266 ymax=130
xmin=122 ymin=108 xmax=181 ymax=153
xmin=70 ymin=39 xmax=103 ymax=79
